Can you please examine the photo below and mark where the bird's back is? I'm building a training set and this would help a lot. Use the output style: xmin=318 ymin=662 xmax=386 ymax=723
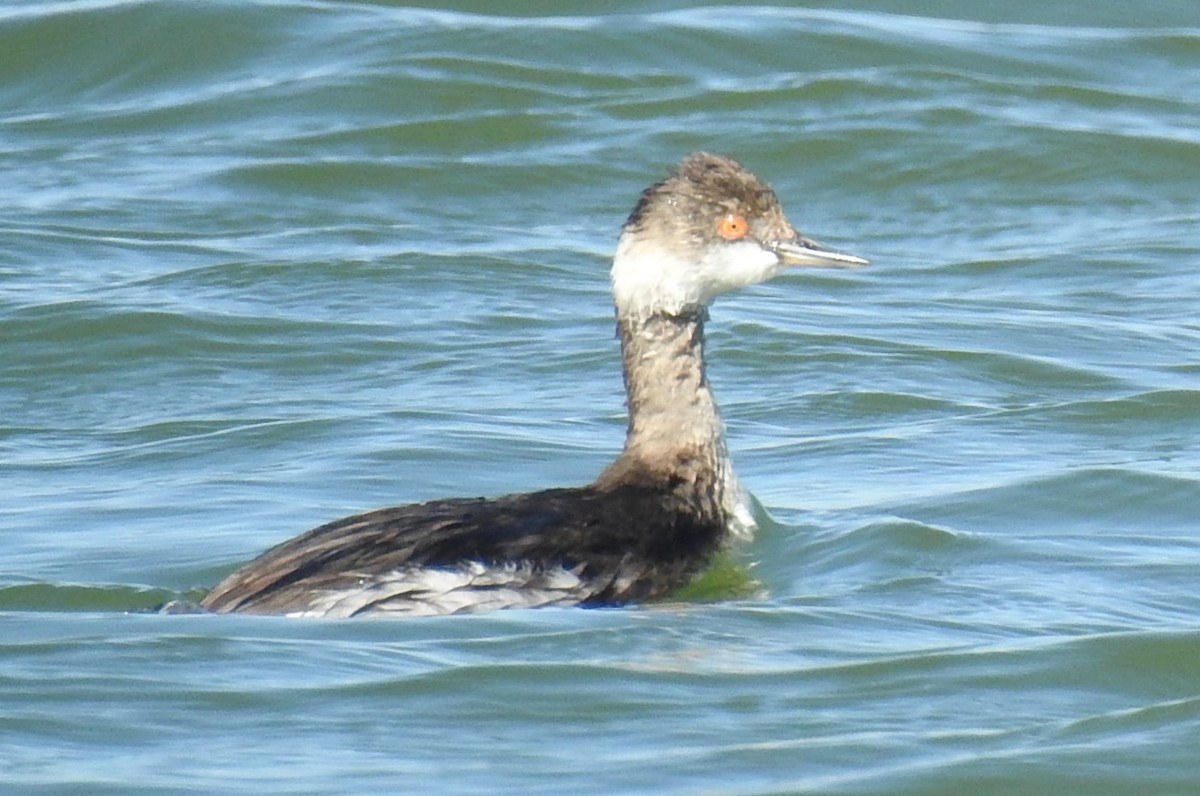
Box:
xmin=199 ymin=482 xmax=726 ymax=617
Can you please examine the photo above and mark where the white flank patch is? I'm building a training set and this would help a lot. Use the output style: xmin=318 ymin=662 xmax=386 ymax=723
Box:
xmin=725 ymin=476 xmax=759 ymax=541
xmin=288 ymin=561 xmax=588 ymax=619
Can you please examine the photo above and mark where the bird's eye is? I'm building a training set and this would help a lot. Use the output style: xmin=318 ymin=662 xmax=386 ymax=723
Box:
xmin=717 ymin=213 xmax=749 ymax=241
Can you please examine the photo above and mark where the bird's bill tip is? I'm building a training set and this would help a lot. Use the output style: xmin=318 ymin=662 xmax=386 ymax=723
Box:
xmin=772 ymin=238 xmax=869 ymax=269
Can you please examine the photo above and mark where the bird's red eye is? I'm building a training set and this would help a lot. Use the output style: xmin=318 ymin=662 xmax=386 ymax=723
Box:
xmin=717 ymin=213 xmax=749 ymax=241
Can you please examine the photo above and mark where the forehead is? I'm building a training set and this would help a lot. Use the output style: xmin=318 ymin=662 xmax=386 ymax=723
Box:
xmin=625 ymin=153 xmax=796 ymax=237
xmin=676 ymin=157 xmax=777 ymax=209
xmin=671 ymin=159 xmax=793 ymax=235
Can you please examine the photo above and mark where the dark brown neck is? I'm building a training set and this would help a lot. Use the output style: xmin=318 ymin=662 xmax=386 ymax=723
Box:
xmin=594 ymin=309 xmax=729 ymax=523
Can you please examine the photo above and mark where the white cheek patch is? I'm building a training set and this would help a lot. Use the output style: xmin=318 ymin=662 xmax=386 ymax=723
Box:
xmin=290 ymin=562 xmax=588 ymax=618
xmin=693 ymin=240 xmax=781 ymax=303
xmin=610 ymin=233 xmax=781 ymax=317
xmin=609 ymin=235 xmax=698 ymax=317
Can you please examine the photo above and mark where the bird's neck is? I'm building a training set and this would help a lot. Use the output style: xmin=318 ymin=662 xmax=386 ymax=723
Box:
xmin=595 ymin=308 xmax=731 ymax=511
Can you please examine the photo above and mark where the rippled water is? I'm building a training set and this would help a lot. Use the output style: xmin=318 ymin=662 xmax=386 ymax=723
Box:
xmin=3 ymin=1 xmax=1199 ymax=793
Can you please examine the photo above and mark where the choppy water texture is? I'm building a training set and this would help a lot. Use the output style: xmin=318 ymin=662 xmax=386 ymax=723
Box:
xmin=3 ymin=1 xmax=1200 ymax=793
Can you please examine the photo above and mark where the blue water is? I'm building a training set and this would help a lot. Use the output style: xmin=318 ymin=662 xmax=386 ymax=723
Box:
xmin=3 ymin=1 xmax=1199 ymax=793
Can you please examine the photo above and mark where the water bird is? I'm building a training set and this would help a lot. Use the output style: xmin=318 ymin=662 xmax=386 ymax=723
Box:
xmin=200 ymin=152 xmax=868 ymax=617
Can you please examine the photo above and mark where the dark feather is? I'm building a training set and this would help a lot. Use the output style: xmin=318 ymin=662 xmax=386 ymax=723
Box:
xmin=200 ymin=481 xmax=725 ymax=615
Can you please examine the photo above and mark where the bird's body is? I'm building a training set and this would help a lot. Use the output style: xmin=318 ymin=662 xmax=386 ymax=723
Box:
xmin=200 ymin=152 xmax=866 ymax=618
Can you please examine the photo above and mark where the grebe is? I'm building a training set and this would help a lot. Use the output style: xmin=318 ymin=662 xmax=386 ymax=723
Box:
xmin=200 ymin=152 xmax=867 ymax=618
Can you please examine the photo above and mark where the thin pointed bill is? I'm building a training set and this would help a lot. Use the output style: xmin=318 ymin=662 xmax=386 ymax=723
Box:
xmin=771 ymin=237 xmax=869 ymax=269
